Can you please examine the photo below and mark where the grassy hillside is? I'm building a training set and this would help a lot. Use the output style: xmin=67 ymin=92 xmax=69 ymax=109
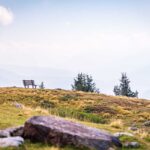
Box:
xmin=0 ymin=87 xmax=150 ymax=150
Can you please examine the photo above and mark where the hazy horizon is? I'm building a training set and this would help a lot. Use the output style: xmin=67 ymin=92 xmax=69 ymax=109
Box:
xmin=1 ymin=0 xmax=150 ymax=99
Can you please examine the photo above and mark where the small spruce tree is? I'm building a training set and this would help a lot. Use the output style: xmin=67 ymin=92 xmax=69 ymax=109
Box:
xmin=72 ymin=73 xmax=99 ymax=93
xmin=39 ymin=82 xmax=45 ymax=89
xmin=113 ymin=73 xmax=138 ymax=97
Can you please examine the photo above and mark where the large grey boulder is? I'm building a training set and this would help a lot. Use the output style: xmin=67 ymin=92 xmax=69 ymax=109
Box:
xmin=23 ymin=116 xmax=122 ymax=150
xmin=0 ymin=136 xmax=24 ymax=147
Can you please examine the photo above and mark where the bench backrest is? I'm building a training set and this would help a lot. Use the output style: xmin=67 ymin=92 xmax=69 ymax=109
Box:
xmin=23 ymin=80 xmax=35 ymax=86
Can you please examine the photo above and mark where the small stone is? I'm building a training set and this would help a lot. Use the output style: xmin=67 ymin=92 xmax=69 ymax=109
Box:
xmin=128 ymin=126 xmax=138 ymax=131
xmin=0 ymin=126 xmax=24 ymax=138
xmin=124 ymin=142 xmax=140 ymax=148
xmin=114 ymin=132 xmax=134 ymax=138
xmin=0 ymin=136 xmax=24 ymax=147
xmin=0 ymin=130 xmax=10 ymax=138
xmin=13 ymin=102 xmax=23 ymax=108
xmin=108 ymin=148 xmax=115 ymax=150
xmin=144 ymin=120 xmax=150 ymax=127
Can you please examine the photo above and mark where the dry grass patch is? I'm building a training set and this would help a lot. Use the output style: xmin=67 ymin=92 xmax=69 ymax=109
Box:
xmin=115 ymin=106 xmax=132 ymax=115
xmin=138 ymin=112 xmax=150 ymax=120
xmin=110 ymin=119 xmax=124 ymax=129
xmin=135 ymin=128 xmax=150 ymax=139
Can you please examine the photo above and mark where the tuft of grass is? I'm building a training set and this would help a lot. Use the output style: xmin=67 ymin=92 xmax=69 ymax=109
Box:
xmin=59 ymin=94 xmax=79 ymax=101
xmin=40 ymin=100 xmax=55 ymax=109
xmin=110 ymin=119 xmax=124 ymax=129
xmin=120 ymin=135 xmax=138 ymax=143
xmin=135 ymin=129 xmax=150 ymax=141
xmin=83 ymin=105 xmax=117 ymax=115
xmin=138 ymin=112 xmax=150 ymax=120
xmin=50 ymin=107 xmax=105 ymax=124
xmin=115 ymin=106 xmax=131 ymax=115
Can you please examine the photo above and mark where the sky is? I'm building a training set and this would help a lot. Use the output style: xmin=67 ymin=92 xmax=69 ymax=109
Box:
xmin=0 ymin=0 xmax=150 ymax=99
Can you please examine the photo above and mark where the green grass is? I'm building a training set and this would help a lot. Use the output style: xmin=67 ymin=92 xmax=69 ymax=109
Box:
xmin=117 ymin=135 xmax=148 ymax=150
xmin=50 ymin=107 xmax=105 ymax=123
xmin=0 ymin=141 xmax=88 ymax=150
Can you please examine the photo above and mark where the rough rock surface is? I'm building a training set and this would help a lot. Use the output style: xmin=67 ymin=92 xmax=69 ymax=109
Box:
xmin=0 ymin=136 xmax=24 ymax=147
xmin=23 ymin=116 xmax=122 ymax=150
xmin=0 ymin=126 xmax=24 ymax=138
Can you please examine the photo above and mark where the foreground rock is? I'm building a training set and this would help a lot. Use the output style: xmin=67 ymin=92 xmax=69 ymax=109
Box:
xmin=23 ymin=116 xmax=122 ymax=150
xmin=0 ymin=136 xmax=24 ymax=147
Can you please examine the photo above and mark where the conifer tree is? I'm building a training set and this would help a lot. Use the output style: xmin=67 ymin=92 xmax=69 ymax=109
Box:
xmin=113 ymin=73 xmax=138 ymax=97
xmin=39 ymin=82 xmax=45 ymax=89
xmin=72 ymin=73 xmax=99 ymax=93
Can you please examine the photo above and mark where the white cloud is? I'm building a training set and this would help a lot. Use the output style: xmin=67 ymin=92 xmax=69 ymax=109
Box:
xmin=0 ymin=6 xmax=14 ymax=26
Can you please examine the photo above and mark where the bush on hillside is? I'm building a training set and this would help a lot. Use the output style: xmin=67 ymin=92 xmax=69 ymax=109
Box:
xmin=113 ymin=73 xmax=138 ymax=97
xmin=72 ymin=73 xmax=99 ymax=93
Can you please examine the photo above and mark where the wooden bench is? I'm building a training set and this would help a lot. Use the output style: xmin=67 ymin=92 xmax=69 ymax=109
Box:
xmin=23 ymin=80 xmax=37 ymax=88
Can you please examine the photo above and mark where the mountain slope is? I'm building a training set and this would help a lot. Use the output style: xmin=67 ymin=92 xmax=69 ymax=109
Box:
xmin=0 ymin=88 xmax=150 ymax=150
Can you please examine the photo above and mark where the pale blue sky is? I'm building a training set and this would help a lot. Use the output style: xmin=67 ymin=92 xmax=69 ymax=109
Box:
xmin=1 ymin=0 xmax=150 ymax=99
